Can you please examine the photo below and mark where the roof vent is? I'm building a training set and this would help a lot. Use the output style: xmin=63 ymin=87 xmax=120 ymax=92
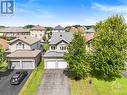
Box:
xmin=24 ymin=36 xmax=27 ymax=39
xmin=60 ymin=34 xmax=62 ymax=37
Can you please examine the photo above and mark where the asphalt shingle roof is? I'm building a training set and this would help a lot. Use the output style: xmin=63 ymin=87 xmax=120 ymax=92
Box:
xmin=7 ymin=50 xmax=41 ymax=58
xmin=0 ymin=27 xmax=29 ymax=33
xmin=49 ymin=32 xmax=74 ymax=44
xmin=44 ymin=51 xmax=64 ymax=58
xmin=8 ymin=35 xmax=40 ymax=45
xmin=54 ymin=25 xmax=64 ymax=30
xmin=85 ymin=28 xmax=96 ymax=33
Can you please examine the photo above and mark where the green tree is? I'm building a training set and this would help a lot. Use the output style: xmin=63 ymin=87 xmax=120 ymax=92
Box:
xmin=64 ymin=32 xmax=91 ymax=80
xmin=0 ymin=48 xmax=6 ymax=64
xmin=91 ymin=15 xmax=127 ymax=81
xmin=23 ymin=25 xmax=35 ymax=29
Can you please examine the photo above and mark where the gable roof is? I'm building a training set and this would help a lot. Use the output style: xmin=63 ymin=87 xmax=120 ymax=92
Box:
xmin=0 ymin=27 xmax=29 ymax=33
xmin=8 ymin=35 xmax=40 ymax=45
xmin=54 ymin=25 xmax=64 ymax=30
xmin=49 ymin=32 xmax=74 ymax=44
xmin=31 ymin=25 xmax=45 ymax=30
xmin=0 ymin=38 xmax=8 ymax=50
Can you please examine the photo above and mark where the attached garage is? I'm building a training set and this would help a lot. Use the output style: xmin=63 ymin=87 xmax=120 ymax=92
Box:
xmin=10 ymin=61 xmax=21 ymax=69
xmin=45 ymin=59 xmax=68 ymax=69
xmin=10 ymin=61 xmax=34 ymax=69
xmin=7 ymin=50 xmax=41 ymax=69
xmin=22 ymin=61 xmax=34 ymax=69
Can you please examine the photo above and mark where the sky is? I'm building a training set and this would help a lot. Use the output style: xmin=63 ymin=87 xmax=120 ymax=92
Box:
xmin=0 ymin=0 xmax=127 ymax=27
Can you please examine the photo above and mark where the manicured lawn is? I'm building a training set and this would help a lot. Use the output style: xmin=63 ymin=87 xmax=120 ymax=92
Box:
xmin=71 ymin=76 xmax=127 ymax=95
xmin=43 ymin=43 xmax=49 ymax=51
xmin=19 ymin=59 xmax=44 ymax=95
xmin=0 ymin=61 xmax=7 ymax=68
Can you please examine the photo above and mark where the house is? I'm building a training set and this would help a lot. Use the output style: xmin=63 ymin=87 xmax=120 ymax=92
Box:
xmin=85 ymin=28 xmax=96 ymax=51
xmin=0 ymin=27 xmax=30 ymax=37
xmin=44 ymin=32 xmax=73 ymax=69
xmin=30 ymin=25 xmax=46 ymax=40
xmin=0 ymin=38 xmax=8 ymax=50
xmin=52 ymin=25 xmax=65 ymax=32
xmin=7 ymin=35 xmax=42 ymax=69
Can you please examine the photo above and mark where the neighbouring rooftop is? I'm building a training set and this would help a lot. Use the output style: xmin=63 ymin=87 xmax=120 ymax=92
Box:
xmin=49 ymin=32 xmax=74 ymax=44
xmin=8 ymin=35 xmax=40 ymax=45
xmin=7 ymin=50 xmax=41 ymax=58
xmin=31 ymin=25 xmax=45 ymax=30
xmin=54 ymin=25 xmax=64 ymax=30
xmin=0 ymin=27 xmax=29 ymax=33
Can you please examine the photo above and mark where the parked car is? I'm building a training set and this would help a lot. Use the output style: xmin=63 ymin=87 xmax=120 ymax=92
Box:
xmin=10 ymin=71 xmax=28 ymax=85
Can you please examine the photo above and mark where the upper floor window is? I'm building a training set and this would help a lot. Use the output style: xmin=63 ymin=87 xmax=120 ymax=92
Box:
xmin=16 ymin=42 xmax=24 ymax=49
xmin=60 ymin=46 xmax=66 ymax=50
xmin=51 ymin=46 xmax=56 ymax=50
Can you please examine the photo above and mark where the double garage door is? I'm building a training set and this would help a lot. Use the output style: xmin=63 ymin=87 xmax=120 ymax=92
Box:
xmin=10 ymin=61 xmax=34 ymax=69
xmin=45 ymin=60 xmax=68 ymax=69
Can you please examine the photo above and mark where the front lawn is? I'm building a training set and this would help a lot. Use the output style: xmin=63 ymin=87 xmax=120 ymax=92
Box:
xmin=19 ymin=59 xmax=44 ymax=95
xmin=0 ymin=61 xmax=7 ymax=68
xmin=71 ymin=76 xmax=127 ymax=95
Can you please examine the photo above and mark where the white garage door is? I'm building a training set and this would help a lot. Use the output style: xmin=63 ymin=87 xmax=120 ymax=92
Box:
xmin=45 ymin=60 xmax=68 ymax=69
xmin=11 ymin=61 xmax=21 ymax=69
xmin=22 ymin=61 xmax=34 ymax=69
xmin=58 ymin=61 xmax=68 ymax=69
xmin=45 ymin=61 xmax=56 ymax=69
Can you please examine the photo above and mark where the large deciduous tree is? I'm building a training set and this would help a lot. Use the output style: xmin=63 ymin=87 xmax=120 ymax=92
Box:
xmin=0 ymin=48 xmax=6 ymax=64
xmin=91 ymin=15 xmax=127 ymax=81
xmin=64 ymin=32 xmax=91 ymax=80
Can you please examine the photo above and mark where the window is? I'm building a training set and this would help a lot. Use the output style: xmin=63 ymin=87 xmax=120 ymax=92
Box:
xmin=60 ymin=46 xmax=66 ymax=50
xmin=16 ymin=42 xmax=24 ymax=49
xmin=51 ymin=46 xmax=56 ymax=50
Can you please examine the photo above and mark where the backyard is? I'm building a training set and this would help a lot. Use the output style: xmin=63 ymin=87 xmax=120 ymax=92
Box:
xmin=71 ymin=76 xmax=127 ymax=95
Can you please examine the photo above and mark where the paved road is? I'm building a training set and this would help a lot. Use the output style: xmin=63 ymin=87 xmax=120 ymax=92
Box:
xmin=0 ymin=69 xmax=32 ymax=95
xmin=37 ymin=69 xmax=70 ymax=95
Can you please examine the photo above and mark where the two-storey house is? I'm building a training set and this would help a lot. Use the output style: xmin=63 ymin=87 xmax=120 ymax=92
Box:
xmin=44 ymin=32 xmax=73 ymax=69
xmin=7 ymin=35 xmax=41 ymax=69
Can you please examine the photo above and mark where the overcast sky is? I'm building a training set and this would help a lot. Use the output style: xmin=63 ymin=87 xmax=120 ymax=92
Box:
xmin=0 ymin=0 xmax=127 ymax=27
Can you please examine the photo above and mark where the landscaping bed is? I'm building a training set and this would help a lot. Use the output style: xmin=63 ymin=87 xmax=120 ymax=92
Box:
xmin=71 ymin=76 xmax=127 ymax=95
xmin=19 ymin=59 xmax=44 ymax=95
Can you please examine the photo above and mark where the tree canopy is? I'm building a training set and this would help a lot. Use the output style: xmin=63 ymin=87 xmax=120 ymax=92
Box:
xmin=64 ymin=32 xmax=91 ymax=80
xmin=91 ymin=15 xmax=127 ymax=81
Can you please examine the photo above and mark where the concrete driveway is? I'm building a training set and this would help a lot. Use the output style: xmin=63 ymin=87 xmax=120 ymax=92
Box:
xmin=37 ymin=69 xmax=70 ymax=95
xmin=0 ymin=69 xmax=32 ymax=95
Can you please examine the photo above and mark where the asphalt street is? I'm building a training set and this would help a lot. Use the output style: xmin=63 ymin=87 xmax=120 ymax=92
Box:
xmin=0 ymin=69 xmax=32 ymax=95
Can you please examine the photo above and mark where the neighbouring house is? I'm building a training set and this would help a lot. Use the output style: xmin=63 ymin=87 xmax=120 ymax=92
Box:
xmin=0 ymin=27 xmax=30 ymax=37
xmin=44 ymin=32 xmax=73 ymax=69
xmin=30 ymin=25 xmax=46 ymax=40
xmin=85 ymin=28 xmax=96 ymax=51
xmin=7 ymin=35 xmax=42 ymax=69
xmin=52 ymin=25 xmax=65 ymax=32
xmin=0 ymin=38 xmax=8 ymax=50
xmin=69 ymin=26 xmax=86 ymax=34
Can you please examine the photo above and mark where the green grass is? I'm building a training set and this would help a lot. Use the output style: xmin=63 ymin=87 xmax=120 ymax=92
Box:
xmin=71 ymin=76 xmax=127 ymax=95
xmin=19 ymin=59 xmax=44 ymax=95
xmin=0 ymin=61 xmax=7 ymax=68
xmin=43 ymin=43 xmax=49 ymax=51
